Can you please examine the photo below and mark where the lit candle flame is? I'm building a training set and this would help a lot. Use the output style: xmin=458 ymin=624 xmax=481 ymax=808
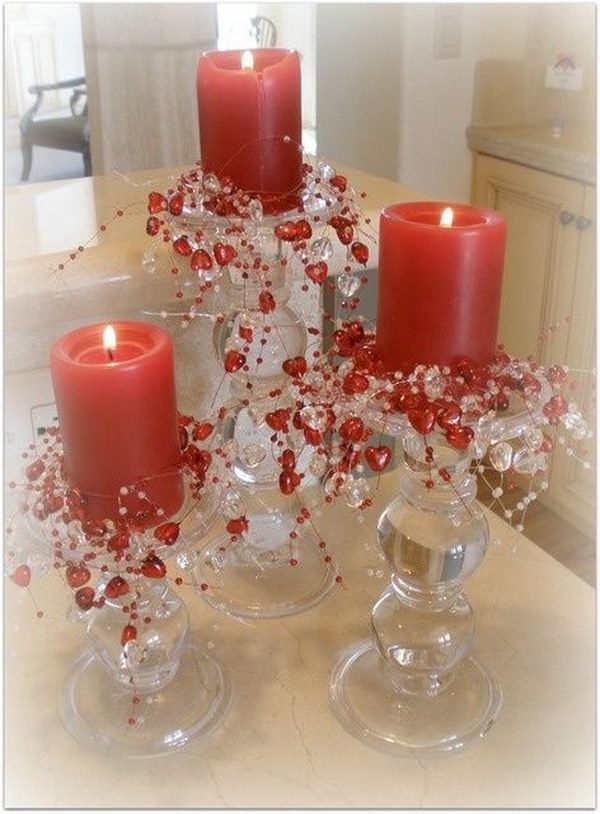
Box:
xmin=103 ymin=325 xmax=116 ymax=361
xmin=241 ymin=50 xmax=254 ymax=70
xmin=440 ymin=207 xmax=454 ymax=227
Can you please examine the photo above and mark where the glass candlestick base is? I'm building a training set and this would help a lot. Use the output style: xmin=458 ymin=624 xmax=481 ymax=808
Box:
xmin=193 ymin=512 xmax=338 ymax=619
xmin=60 ymin=639 xmax=230 ymax=758
xmin=329 ymin=434 xmax=503 ymax=755
xmin=330 ymin=638 xmax=501 ymax=755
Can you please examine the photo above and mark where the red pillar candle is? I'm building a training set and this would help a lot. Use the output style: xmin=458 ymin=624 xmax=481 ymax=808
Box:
xmin=375 ymin=202 xmax=506 ymax=372
xmin=197 ymin=48 xmax=302 ymax=213
xmin=50 ymin=321 xmax=184 ymax=527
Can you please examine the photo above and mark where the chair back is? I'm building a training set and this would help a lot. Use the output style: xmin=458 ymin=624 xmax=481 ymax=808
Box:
xmin=250 ymin=16 xmax=276 ymax=47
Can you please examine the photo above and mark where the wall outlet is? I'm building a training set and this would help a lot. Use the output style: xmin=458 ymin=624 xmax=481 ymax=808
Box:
xmin=434 ymin=5 xmax=462 ymax=60
xmin=545 ymin=65 xmax=583 ymax=90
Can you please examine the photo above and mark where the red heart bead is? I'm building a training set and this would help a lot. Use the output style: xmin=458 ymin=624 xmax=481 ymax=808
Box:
xmin=265 ymin=408 xmax=291 ymax=433
xmin=437 ymin=404 xmax=462 ymax=430
xmin=305 ymin=261 xmax=328 ymax=284
xmin=120 ymin=624 xmax=137 ymax=647
xmin=365 ymin=445 xmax=392 ymax=472
xmin=303 ymin=427 xmax=323 ymax=445
xmin=258 ymin=290 xmax=276 ymax=314
xmin=75 ymin=586 xmax=95 ymax=610
xmin=107 ymin=531 xmax=130 ymax=552
xmin=173 ymin=236 xmax=192 ymax=257
xmin=279 ymin=470 xmax=301 ymax=495
xmin=224 ymin=350 xmax=246 ymax=373
xmin=226 ymin=516 xmax=249 ymax=535
xmin=274 ymin=221 xmax=298 ymax=242
xmin=147 ymin=191 xmax=167 ymax=214
xmin=446 ymin=425 xmax=474 ymax=450
xmin=408 ymin=407 xmax=436 ymax=435
xmin=193 ymin=421 xmax=214 ymax=441
xmin=190 ymin=249 xmax=213 ymax=271
xmin=351 ymin=241 xmax=369 ymax=265
xmin=543 ymin=394 xmax=569 ymax=419
xmin=140 ymin=554 xmax=167 ymax=579
xmin=282 ymin=356 xmax=308 ymax=377
xmin=154 ymin=521 xmax=180 ymax=546
xmin=104 ymin=575 xmax=130 ymax=599
xmin=214 ymin=243 xmax=237 ymax=266
xmin=295 ymin=219 xmax=312 ymax=240
xmin=239 ymin=323 xmax=253 ymax=341
xmin=280 ymin=449 xmax=296 ymax=471
xmin=339 ymin=416 xmax=365 ymax=443
xmin=330 ymin=174 xmax=347 ymax=191
xmin=337 ymin=224 xmax=354 ymax=245
xmin=546 ymin=365 xmax=567 ymax=386
xmin=146 ymin=216 xmax=161 ymax=236
xmin=25 ymin=459 xmax=44 ymax=482
xmin=183 ymin=444 xmax=211 ymax=474
xmin=66 ymin=563 xmax=91 ymax=588
xmin=342 ymin=372 xmax=369 ymax=395
xmin=168 ymin=192 xmax=184 ymax=216
xmin=10 ymin=564 xmax=31 ymax=588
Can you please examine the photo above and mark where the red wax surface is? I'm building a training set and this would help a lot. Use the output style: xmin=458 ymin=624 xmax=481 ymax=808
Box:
xmin=197 ymin=48 xmax=302 ymax=213
xmin=375 ymin=202 xmax=506 ymax=372
xmin=50 ymin=321 xmax=184 ymax=526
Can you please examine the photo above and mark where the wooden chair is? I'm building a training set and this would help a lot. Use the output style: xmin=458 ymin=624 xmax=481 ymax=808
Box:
xmin=250 ymin=16 xmax=277 ymax=47
xmin=19 ymin=77 xmax=91 ymax=182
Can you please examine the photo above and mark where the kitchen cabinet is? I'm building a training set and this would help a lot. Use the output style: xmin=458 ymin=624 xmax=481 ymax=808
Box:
xmin=472 ymin=153 xmax=595 ymax=536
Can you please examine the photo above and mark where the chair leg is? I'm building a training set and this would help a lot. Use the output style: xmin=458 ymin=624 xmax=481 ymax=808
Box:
xmin=82 ymin=147 xmax=92 ymax=176
xmin=20 ymin=138 xmax=33 ymax=182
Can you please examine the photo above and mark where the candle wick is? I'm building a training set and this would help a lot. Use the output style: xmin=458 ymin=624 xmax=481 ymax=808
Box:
xmin=107 ymin=348 xmax=114 ymax=362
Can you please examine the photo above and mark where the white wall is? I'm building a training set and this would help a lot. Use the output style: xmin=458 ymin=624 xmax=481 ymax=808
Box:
xmin=257 ymin=3 xmax=317 ymax=130
xmin=82 ymin=3 xmax=217 ymax=174
xmin=316 ymin=3 xmax=403 ymax=179
xmin=398 ymin=4 xmax=528 ymax=201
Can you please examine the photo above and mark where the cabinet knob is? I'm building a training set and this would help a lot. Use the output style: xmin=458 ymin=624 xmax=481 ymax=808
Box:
xmin=559 ymin=210 xmax=575 ymax=225
xmin=575 ymin=215 xmax=593 ymax=231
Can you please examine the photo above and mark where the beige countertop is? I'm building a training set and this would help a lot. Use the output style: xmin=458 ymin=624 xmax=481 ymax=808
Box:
xmin=5 ymin=469 xmax=595 ymax=808
xmin=4 ymin=164 xmax=595 ymax=808
xmin=467 ymin=121 xmax=596 ymax=185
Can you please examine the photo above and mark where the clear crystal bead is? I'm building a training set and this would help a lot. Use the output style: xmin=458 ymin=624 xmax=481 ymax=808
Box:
xmin=513 ymin=446 xmax=546 ymax=475
xmin=311 ymin=236 xmax=333 ymax=261
xmin=337 ymin=274 xmax=360 ymax=298
xmin=300 ymin=190 xmax=326 ymax=215
xmin=142 ymin=251 xmax=157 ymax=273
xmin=489 ymin=441 xmax=513 ymax=472
xmin=176 ymin=550 xmax=198 ymax=570
xmin=343 ymin=476 xmax=370 ymax=508
xmin=562 ymin=409 xmax=588 ymax=440
xmin=424 ymin=368 xmax=444 ymax=400
xmin=248 ymin=198 xmax=263 ymax=221
xmin=309 ymin=452 xmax=328 ymax=477
xmin=317 ymin=161 xmax=335 ymax=180
xmin=222 ymin=490 xmax=247 ymax=518
xmin=241 ymin=443 xmax=267 ymax=468
xmin=301 ymin=405 xmax=328 ymax=431
xmin=203 ymin=173 xmax=221 ymax=194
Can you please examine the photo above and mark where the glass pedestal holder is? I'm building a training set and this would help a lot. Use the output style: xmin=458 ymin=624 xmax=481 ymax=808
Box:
xmin=6 ymin=424 xmax=231 ymax=758
xmin=330 ymin=399 xmax=549 ymax=755
xmin=188 ymin=214 xmax=338 ymax=619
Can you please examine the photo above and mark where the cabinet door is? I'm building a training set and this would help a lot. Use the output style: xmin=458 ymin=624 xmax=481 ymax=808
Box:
xmin=545 ymin=183 xmax=596 ymax=536
xmin=472 ymin=154 xmax=583 ymax=363
xmin=473 ymin=155 xmax=595 ymax=536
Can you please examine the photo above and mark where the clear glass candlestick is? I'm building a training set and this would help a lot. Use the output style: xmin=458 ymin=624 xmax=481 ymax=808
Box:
xmin=61 ymin=574 xmax=230 ymax=757
xmin=330 ymin=434 xmax=502 ymax=754
xmin=8 ymin=432 xmax=231 ymax=758
xmin=192 ymin=221 xmax=338 ymax=620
